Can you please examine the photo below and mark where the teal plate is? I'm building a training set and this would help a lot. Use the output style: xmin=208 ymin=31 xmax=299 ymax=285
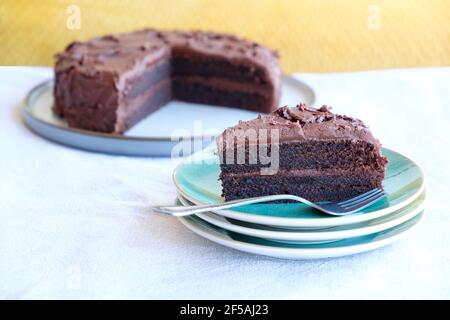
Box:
xmin=173 ymin=147 xmax=425 ymax=228
xmin=178 ymin=211 xmax=424 ymax=259
xmin=177 ymin=190 xmax=426 ymax=243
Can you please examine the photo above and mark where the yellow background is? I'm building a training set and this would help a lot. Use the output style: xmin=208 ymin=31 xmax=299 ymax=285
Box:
xmin=0 ymin=0 xmax=449 ymax=72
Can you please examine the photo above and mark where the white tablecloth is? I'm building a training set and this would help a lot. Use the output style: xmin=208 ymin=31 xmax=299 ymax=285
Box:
xmin=0 ymin=66 xmax=449 ymax=299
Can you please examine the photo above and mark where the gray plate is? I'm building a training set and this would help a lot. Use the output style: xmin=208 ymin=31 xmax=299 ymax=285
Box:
xmin=20 ymin=76 xmax=315 ymax=157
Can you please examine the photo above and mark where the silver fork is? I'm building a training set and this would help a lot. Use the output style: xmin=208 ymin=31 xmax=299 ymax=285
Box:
xmin=152 ymin=188 xmax=387 ymax=217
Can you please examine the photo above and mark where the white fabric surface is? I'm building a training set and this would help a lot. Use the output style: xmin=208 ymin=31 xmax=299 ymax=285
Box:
xmin=0 ymin=66 xmax=449 ymax=299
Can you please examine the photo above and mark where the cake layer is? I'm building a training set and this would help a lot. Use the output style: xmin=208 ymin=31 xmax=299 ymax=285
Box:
xmin=219 ymin=140 xmax=387 ymax=174
xmin=172 ymin=79 xmax=275 ymax=112
xmin=172 ymin=54 xmax=271 ymax=85
xmin=172 ymin=75 xmax=272 ymax=95
xmin=220 ymin=173 xmax=384 ymax=202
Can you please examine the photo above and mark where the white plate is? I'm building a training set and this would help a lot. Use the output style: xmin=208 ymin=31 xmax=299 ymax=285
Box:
xmin=20 ymin=76 xmax=315 ymax=156
xmin=178 ymin=212 xmax=424 ymax=260
xmin=177 ymin=190 xmax=425 ymax=243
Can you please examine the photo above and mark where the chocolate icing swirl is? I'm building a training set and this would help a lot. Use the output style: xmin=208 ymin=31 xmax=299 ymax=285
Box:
xmin=276 ymin=103 xmax=335 ymax=125
xmin=55 ymin=29 xmax=280 ymax=76
xmin=219 ymin=103 xmax=378 ymax=145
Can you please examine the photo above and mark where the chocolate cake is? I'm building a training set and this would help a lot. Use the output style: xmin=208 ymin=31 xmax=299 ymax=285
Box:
xmin=217 ymin=104 xmax=389 ymax=202
xmin=54 ymin=29 xmax=281 ymax=133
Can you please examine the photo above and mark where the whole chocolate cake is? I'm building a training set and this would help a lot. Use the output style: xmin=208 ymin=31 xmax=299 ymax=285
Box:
xmin=54 ymin=29 xmax=281 ymax=133
xmin=217 ymin=104 xmax=389 ymax=202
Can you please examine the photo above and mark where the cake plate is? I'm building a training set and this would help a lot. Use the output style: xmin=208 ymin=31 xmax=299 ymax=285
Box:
xmin=172 ymin=146 xmax=425 ymax=228
xmin=178 ymin=211 xmax=424 ymax=260
xmin=20 ymin=76 xmax=315 ymax=157
xmin=177 ymin=190 xmax=426 ymax=243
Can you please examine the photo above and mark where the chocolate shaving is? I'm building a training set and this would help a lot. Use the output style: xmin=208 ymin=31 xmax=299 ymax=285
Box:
xmin=276 ymin=103 xmax=336 ymax=125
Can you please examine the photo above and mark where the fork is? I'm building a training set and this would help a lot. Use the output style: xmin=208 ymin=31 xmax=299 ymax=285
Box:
xmin=152 ymin=188 xmax=387 ymax=217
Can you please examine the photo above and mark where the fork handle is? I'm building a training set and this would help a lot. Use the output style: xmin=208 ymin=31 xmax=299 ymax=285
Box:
xmin=152 ymin=194 xmax=301 ymax=217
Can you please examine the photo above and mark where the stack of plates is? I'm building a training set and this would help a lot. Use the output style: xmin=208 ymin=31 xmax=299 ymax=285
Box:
xmin=173 ymin=147 xmax=426 ymax=259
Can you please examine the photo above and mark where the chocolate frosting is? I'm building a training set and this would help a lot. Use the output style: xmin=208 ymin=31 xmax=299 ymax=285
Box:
xmin=219 ymin=103 xmax=378 ymax=145
xmin=55 ymin=29 xmax=281 ymax=92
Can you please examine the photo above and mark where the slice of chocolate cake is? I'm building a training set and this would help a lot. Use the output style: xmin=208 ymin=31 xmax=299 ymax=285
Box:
xmin=54 ymin=29 xmax=281 ymax=134
xmin=217 ymin=104 xmax=389 ymax=202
